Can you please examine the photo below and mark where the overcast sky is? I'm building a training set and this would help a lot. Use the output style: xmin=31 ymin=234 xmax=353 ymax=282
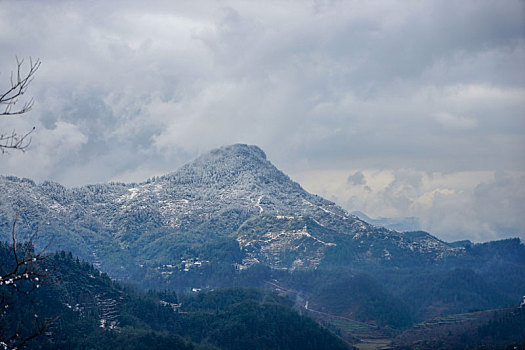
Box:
xmin=0 ymin=0 xmax=524 ymax=242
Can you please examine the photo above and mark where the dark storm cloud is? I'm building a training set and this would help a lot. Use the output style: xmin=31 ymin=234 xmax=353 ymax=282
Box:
xmin=347 ymin=171 xmax=366 ymax=186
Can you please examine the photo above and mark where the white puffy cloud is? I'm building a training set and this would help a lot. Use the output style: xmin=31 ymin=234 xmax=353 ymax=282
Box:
xmin=2 ymin=121 xmax=88 ymax=181
xmin=297 ymin=169 xmax=524 ymax=242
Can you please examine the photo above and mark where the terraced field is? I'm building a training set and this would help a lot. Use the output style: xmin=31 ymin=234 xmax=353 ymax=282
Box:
xmin=393 ymin=308 xmax=512 ymax=349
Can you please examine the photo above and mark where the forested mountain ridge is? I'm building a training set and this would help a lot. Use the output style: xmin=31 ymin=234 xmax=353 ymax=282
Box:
xmin=1 ymin=144 xmax=466 ymax=276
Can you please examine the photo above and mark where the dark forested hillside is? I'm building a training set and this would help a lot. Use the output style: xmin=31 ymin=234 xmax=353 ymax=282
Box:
xmin=0 ymin=243 xmax=349 ymax=350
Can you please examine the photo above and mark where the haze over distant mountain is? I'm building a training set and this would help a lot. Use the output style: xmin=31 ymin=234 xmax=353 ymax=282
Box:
xmin=351 ymin=211 xmax=422 ymax=232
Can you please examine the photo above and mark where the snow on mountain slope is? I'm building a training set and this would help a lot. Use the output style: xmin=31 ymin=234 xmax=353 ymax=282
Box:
xmin=0 ymin=144 xmax=464 ymax=274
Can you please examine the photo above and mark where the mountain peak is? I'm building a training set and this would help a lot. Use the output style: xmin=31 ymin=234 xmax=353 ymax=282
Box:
xmin=211 ymin=144 xmax=267 ymax=161
xmin=162 ymin=144 xmax=280 ymax=187
xmin=0 ymin=143 xmax=474 ymax=276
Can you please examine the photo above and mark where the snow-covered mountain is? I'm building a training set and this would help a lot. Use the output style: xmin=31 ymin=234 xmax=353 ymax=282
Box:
xmin=0 ymin=144 xmax=465 ymax=276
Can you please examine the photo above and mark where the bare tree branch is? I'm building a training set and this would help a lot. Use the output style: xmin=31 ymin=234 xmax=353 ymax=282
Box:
xmin=0 ymin=127 xmax=35 ymax=154
xmin=0 ymin=58 xmax=40 ymax=116
xmin=0 ymin=58 xmax=48 ymax=348
xmin=0 ymin=58 xmax=40 ymax=153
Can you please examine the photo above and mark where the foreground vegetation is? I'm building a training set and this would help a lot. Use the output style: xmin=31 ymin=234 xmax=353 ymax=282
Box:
xmin=0 ymin=245 xmax=348 ymax=350
xmin=2 ymin=240 xmax=524 ymax=349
